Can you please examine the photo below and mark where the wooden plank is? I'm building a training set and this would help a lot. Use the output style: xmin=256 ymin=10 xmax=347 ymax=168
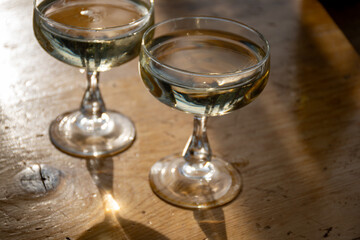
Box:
xmin=0 ymin=0 xmax=359 ymax=239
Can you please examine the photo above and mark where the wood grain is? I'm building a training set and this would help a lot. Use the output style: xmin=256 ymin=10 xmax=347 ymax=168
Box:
xmin=0 ymin=0 xmax=359 ymax=239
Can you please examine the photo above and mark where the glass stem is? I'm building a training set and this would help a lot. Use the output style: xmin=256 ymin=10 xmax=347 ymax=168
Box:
xmin=182 ymin=115 xmax=212 ymax=165
xmin=80 ymin=71 xmax=106 ymax=118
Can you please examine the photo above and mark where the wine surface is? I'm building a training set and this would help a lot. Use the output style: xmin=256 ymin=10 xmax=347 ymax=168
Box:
xmin=34 ymin=0 xmax=153 ymax=71
xmin=140 ymin=29 xmax=269 ymax=116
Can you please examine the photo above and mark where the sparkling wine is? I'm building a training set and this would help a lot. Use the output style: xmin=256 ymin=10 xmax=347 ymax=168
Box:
xmin=34 ymin=0 xmax=153 ymax=71
xmin=140 ymin=29 xmax=269 ymax=116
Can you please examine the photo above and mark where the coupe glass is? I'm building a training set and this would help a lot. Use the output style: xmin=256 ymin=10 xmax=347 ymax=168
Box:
xmin=139 ymin=17 xmax=270 ymax=208
xmin=33 ymin=0 xmax=154 ymax=158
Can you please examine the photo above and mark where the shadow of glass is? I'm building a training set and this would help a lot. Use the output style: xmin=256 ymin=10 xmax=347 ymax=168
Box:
xmin=193 ymin=208 xmax=228 ymax=240
xmin=77 ymin=212 xmax=170 ymax=240
xmin=77 ymin=158 xmax=169 ymax=240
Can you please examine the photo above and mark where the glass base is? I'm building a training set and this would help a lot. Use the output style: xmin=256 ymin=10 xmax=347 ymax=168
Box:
xmin=49 ymin=110 xmax=135 ymax=158
xmin=149 ymin=154 xmax=242 ymax=209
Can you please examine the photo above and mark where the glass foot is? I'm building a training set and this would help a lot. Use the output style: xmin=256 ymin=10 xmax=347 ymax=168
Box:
xmin=49 ymin=110 xmax=135 ymax=158
xmin=149 ymin=154 xmax=242 ymax=209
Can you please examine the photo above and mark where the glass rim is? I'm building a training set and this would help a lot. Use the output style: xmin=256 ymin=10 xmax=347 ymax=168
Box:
xmin=33 ymin=0 xmax=154 ymax=33
xmin=141 ymin=16 xmax=270 ymax=79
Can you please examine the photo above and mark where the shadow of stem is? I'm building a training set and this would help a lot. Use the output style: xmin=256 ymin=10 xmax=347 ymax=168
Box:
xmin=193 ymin=208 xmax=228 ymax=240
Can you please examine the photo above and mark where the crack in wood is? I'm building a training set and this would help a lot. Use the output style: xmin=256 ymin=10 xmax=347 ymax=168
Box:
xmin=38 ymin=164 xmax=48 ymax=192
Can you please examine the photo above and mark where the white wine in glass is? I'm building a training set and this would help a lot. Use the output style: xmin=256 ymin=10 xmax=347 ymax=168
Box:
xmin=140 ymin=17 xmax=270 ymax=208
xmin=33 ymin=0 xmax=154 ymax=158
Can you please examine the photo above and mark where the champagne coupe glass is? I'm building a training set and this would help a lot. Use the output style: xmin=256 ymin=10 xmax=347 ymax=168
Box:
xmin=33 ymin=0 xmax=154 ymax=158
xmin=139 ymin=17 xmax=270 ymax=208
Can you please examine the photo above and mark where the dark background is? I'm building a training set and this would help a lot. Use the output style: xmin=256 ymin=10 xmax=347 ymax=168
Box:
xmin=320 ymin=0 xmax=360 ymax=54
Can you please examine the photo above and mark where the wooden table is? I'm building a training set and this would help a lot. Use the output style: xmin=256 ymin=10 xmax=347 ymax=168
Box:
xmin=1 ymin=0 xmax=359 ymax=239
